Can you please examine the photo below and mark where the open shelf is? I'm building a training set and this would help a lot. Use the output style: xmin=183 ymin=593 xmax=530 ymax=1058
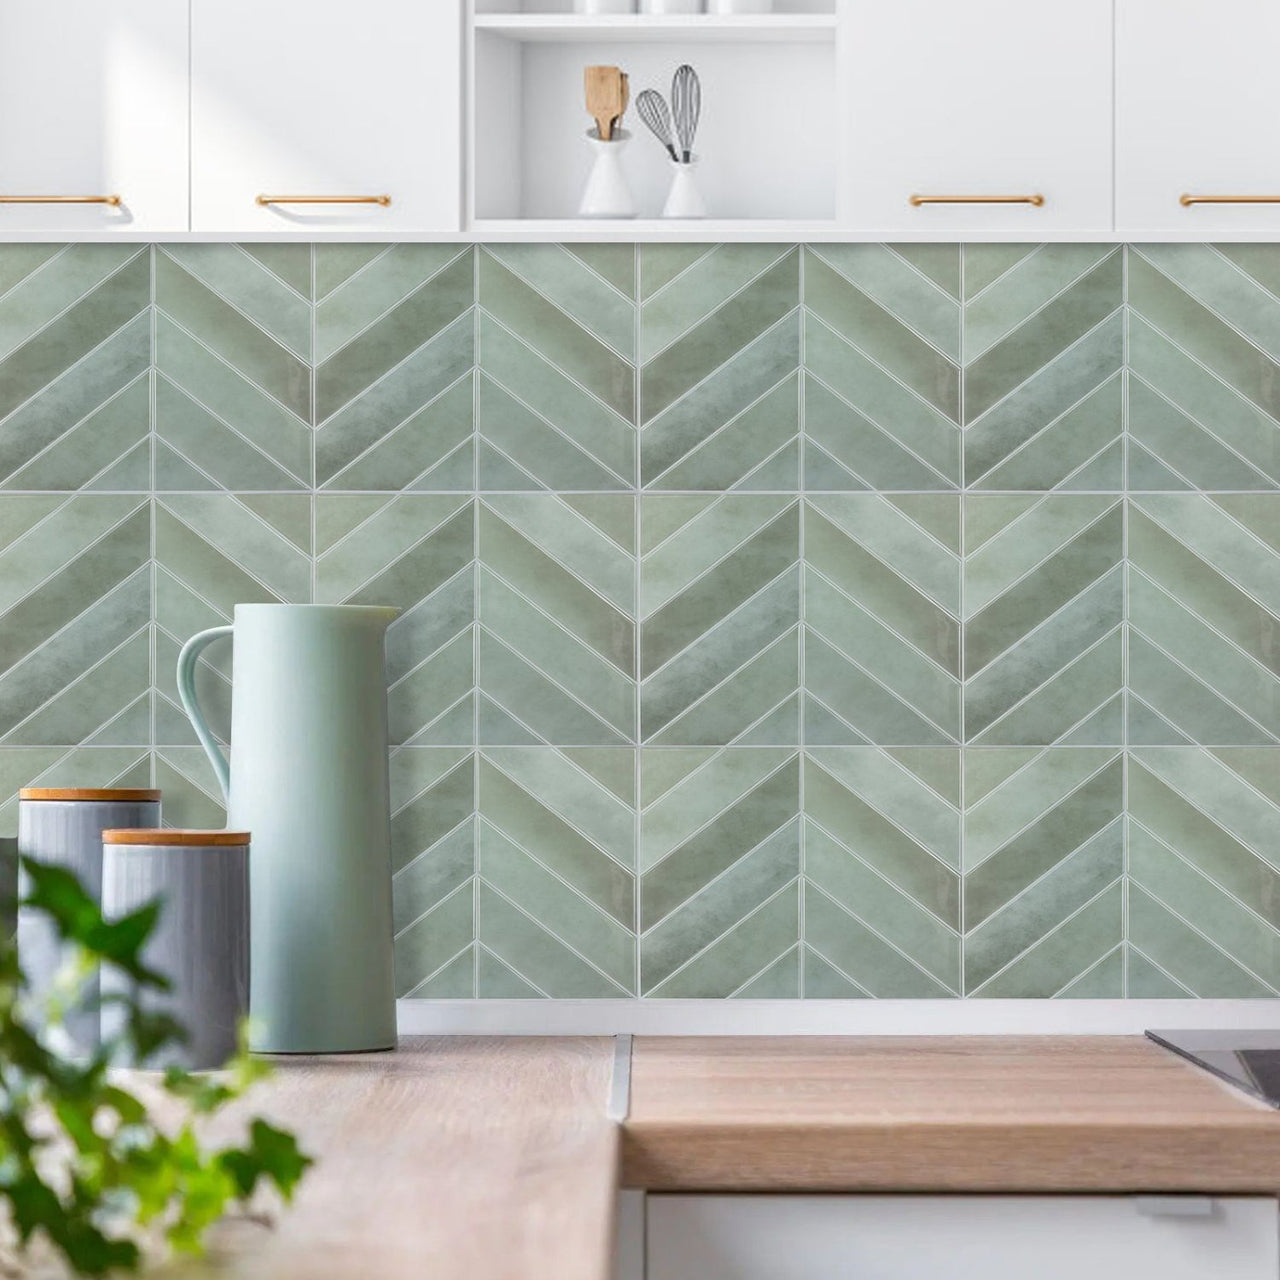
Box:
xmin=473 ymin=13 xmax=838 ymax=43
xmin=470 ymin=17 xmax=839 ymax=223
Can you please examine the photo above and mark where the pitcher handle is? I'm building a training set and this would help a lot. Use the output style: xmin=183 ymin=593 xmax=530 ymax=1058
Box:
xmin=176 ymin=626 xmax=234 ymax=804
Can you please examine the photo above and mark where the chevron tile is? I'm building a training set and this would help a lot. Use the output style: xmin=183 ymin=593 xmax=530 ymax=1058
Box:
xmin=1128 ymin=245 xmax=1280 ymax=490
xmin=478 ymin=494 xmax=634 ymax=746
xmin=391 ymin=747 xmax=476 ymax=997
xmin=641 ymin=245 xmax=799 ymax=491
xmin=803 ymin=748 xmax=960 ymax=997
xmin=0 ymin=246 xmax=151 ymax=491
xmin=963 ymin=245 xmax=1123 ymax=491
xmin=804 ymin=495 xmax=961 ymax=745
xmin=478 ymin=246 xmax=634 ymax=491
xmin=0 ymin=496 xmax=150 ymax=747
xmin=1128 ymin=747 xmax=1280 ymax=996
xmin=641 ymin=495 xmax=799 ymax=746
xmin=641 ymin=747 xmax=799 ymax=996
xmin=316 ymin=495 xmax=474 ymax=747
xmin=316 ymin=245 xmax=475 ymax=491
xmin=1128 ymin=494 xmax=1280 ymax=745
xmin=154 ymin=494 xmax=311 ymax=745
xmin=5 ymin=238 xmax=1280 ymax=1005
xmin=964 ymin=495 xmax=1123 ymax=745
xmin=964 ymin=748 xmax=1124 ymax=996
xmin=478 ymin=747 xmax=635 ymax=997
xmin=804 ymin=245 xmax=960 ymax=492
xmin=153 ymin=746 xmax=226 ymax=830
xmin=155 ymin=245 xmax=312 ymax=491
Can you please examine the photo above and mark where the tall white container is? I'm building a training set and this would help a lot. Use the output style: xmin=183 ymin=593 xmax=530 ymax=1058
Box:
xmin=579 ymin=130 xmax=637 ymax=218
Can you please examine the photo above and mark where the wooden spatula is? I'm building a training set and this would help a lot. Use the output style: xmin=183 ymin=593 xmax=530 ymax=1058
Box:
xmin=585 ymin=65 xmax=627 ymax=142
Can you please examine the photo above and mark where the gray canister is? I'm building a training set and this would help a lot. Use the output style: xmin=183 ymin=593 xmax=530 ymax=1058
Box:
xmin=17 ymin=787 xmax=162 ymax=1051
xmin=101 ymin=828 xmax=250 ymax=1069
xmin=1 ymin=835 xmax=16 ymax=942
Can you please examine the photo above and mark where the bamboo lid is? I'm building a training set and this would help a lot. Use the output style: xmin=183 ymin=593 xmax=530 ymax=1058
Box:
xmin=20 ymin=788 xmax=161 ymax=803
xmin=103 ymin=829 xmax=250 ymax=847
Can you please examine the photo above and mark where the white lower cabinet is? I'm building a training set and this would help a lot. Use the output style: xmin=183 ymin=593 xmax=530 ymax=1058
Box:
xmin=640 ymin=1195 xmax=1280 ymax=1280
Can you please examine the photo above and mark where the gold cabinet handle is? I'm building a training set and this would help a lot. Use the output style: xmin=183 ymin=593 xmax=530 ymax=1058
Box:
xmin=256 ymin=194 xmax=391 ymax=207
xmin=0 ymin=195 xmax=121 ymax=206
xmin=909 ymin=194 xmax=1045 ymax=207
xmin=1180 ymin=194 xmax=1280 ymax=206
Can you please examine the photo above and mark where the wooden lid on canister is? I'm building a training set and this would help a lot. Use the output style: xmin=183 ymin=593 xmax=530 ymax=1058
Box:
xmin=20 ymin=788 xmax=162 ymax=803
xmin=102 ymin=829 xmax=250 ymax=846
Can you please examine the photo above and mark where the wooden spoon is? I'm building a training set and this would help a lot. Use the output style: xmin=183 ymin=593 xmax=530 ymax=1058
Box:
xmin=585 ymin=65 xmax=627 ymax=141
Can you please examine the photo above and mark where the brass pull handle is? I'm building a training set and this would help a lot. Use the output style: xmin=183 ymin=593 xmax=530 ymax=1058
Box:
xmin=256 ymin=194 xmax=391 ymax=207
xmin=909 ymin=194 xmax=1045 ymax=207
xmin=1180 ymin=194 xmax=1280 ymax=206
xmin=0 ymin=195 xmax=121 ymax=206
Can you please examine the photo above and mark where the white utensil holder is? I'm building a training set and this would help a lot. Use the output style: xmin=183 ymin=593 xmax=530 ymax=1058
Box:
xmin=663 ymin=157 xmax=708 ymax=218
xmin=580 ymin=129 xmax=637 ymax=219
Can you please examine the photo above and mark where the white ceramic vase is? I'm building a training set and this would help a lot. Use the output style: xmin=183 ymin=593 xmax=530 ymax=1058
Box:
xmin=706 ymin=0 xmax=772 ymax=11
xmin=641 ymin=0 xmax=703 ymax=13
xmin=663 ymin=157 xmax=708 ymax=218
xmin=579 ymin=129 xmax=637 ymax=219
xmin=576 ymin=0 xmax=636 ymax=12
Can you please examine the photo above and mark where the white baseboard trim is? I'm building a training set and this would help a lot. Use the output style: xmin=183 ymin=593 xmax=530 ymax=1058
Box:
xmin=396 ymin=999 xmax=1280 ymax=1036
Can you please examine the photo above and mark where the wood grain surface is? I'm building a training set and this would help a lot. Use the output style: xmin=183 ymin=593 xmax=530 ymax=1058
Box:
xmin=150 ymin=1037 xmax=619 ymax=1280
xmin=22 ymin=1034 xmax=1280 ymax=1278
xmin=623 ymin=1036 xmax=1280 ymax=1193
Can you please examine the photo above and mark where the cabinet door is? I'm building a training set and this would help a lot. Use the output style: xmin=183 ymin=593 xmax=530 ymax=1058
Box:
xmin=0 ymin=1 xmax=187 ymax=234
xmin=647 ymin=1196 xmax=1279 ymax=1280
xmin=191 ymin=0 xmax=460 ymax=234
xmin=1117 ymin=0 xmax=1280 ymax=233
xmin=844 ymin=0 xmax=1113 ymax=234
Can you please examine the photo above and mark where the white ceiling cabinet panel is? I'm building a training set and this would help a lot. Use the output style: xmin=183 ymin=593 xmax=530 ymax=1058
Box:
xmin=191 ymin=0 xmax=461 ymax=235
xmin=1118 ymin=0 xmax=1280 ymax=235
xmin=843 ymin=0 xmax=1113 ymax=235
xmin=0 ymin=0 xmax=188 ymax=234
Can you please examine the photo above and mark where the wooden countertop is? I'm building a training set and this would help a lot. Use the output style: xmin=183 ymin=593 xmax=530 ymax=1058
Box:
xmin=33 ymin=1035 xmax=1280 ymax=1280
xmin=623 ymin=1036 xmax=1280 ymax=1193
xmin=157 ymin=1037 xmax=619 ymax=1280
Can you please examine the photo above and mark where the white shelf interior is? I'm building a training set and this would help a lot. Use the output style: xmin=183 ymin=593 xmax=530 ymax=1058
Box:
xmin=471 ymin=29 xmax=839 ymax=222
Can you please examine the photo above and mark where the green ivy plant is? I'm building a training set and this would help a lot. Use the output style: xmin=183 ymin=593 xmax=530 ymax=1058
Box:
xmin=0 ymin=858 xmax=312 ymax=1276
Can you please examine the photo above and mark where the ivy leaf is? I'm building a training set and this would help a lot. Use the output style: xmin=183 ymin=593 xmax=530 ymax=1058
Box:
xmin=218 ymin=1120 xmax=313 ymax=1203
xmin=4 ymin=862 xmax=312 ymax=1274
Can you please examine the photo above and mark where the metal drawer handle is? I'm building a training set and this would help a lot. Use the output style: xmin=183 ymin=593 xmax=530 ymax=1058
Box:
xmin=0 ymin=195 xmax=121 ymax=206
xmin=1181 ymin=194 xmax=1280 ymax=206
xmin=909 ymin=194 xmax=1045 ymax=207
xmin=256 ymin=194 xmax=391 ymax=207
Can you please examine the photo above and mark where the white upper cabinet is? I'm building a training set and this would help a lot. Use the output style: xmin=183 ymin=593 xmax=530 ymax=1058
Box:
xmin=843 ymin=0 xmax=1113 ymax=235
xmin=0 ymin=0 xmax=187 ymax=234
xmin=191 ymin=0 xmax=461 ymax=235
xmin=1118 ymin=0 xmax=1280 ymax=234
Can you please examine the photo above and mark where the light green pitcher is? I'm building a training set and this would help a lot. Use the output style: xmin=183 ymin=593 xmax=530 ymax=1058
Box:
xmin=177 ymin=604 xmax=399 ymax=1054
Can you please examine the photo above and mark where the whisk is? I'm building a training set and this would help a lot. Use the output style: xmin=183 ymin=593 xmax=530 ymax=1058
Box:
xmin=671 ymin=64 xmax=701 ymax=164
xmin=636 ymin=89 xmax=679 ymax=162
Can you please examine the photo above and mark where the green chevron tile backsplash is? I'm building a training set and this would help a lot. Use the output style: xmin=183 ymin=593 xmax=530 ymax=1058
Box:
xmin=2 ymin=241 xmax=1279 ymax=1000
